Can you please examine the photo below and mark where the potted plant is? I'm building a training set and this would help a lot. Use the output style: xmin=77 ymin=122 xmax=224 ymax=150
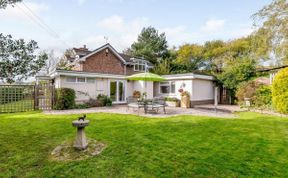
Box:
xmin=165 ymin=97 xmax=180 ymax=107
xmin=179 ymin=90 xmax=190 ymax=108
xmin=133 ymin=90 xmax=141 ymax=98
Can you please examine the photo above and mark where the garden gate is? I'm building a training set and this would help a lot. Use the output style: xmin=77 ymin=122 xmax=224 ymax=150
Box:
xmin=0 ymin=83 xmax=55 ymax=113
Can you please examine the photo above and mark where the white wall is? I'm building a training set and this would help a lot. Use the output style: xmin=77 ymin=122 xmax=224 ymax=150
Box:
xmin=154 ymin=80 xmax=192 ymax=99
xmin=95 ymin=78 xmax=108 ymax=96
xmin=131 ymin=81 xmax=153 ymax=99
xmin=126 ymin=81 xmax=134 ymax=98
xmin=154 ymin=79 xmax=214 ymax=102
xmin=58 ymin=76 xmax=111 ymax=102
xmin=192 ymin=79 xmax=214 ymax=101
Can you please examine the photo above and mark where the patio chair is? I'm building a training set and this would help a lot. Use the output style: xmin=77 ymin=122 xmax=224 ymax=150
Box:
xmin=126 ymin=96 xmax=145 ymax=114
xmin=148 ymin=98 xmax=167 ymax=114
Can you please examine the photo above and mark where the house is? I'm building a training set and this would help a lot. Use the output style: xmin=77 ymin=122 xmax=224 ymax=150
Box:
xmin=257 ymin=65 xmax=288 ymax=84
xmin=49 ymin=43 xmax=216 ymax=106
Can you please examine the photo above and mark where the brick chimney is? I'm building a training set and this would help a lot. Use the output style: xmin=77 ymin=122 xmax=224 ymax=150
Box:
xmin=79 ymin=45 xmax=88 ymax=51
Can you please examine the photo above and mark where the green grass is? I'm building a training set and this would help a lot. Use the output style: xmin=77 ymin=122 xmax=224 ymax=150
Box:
xmin=0 ymin=99 xmax=34 ymax=113
xmin=1 ymin=112 xmax=288 ymax=177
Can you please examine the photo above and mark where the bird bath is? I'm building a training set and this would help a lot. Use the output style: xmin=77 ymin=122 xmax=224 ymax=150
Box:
xmin=72 ymin=115 xmax=89 ymax=150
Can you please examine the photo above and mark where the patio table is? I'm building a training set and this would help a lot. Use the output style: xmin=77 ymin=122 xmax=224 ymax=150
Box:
xmin=140 ymin=99 xmax=166 ymax=114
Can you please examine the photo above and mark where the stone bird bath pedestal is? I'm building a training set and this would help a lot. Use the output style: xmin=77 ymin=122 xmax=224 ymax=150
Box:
xmin=72 ymin=115 xmax=89 ymax=150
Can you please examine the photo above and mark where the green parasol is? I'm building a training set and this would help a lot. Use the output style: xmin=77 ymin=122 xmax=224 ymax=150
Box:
xmin=127 ymin=72 xmax=165 ymax=82
xmin=127 ymin=72 xmax=165 ymax=99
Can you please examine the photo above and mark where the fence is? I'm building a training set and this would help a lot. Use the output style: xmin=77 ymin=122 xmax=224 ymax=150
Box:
xmin=0 ymin=84 xmax=55 ymax=113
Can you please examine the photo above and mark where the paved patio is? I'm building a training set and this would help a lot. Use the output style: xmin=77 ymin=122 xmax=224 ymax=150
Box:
xmin=44 ymin=104 xmax=242 ymax=118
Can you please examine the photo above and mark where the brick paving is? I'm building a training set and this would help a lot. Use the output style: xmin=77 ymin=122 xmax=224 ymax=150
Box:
xmin=44 ymin=104 xmax=242 ymax=118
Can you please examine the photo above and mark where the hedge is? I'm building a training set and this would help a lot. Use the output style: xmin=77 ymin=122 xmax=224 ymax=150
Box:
xmin=54 ymin=88 xmax=75 ymax=110
xmin=272 ymin=68 xmax=288 ymax=114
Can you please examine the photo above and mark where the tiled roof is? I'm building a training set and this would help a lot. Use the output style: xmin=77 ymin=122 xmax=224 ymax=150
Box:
xmin=119 ymin=53 xmax=134 ymax=63
xmin=71 ymin=44 xmax=154 ymax=67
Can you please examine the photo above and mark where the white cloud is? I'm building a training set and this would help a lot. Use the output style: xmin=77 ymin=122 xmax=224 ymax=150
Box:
xmin=76 ymin=0 xmax=88 ymax=5
xmin=160 ymin=26 xmax=195 ymax=46
xmin=81 ymin=15 xmax=149 ymax=51
xmin=97 ymin=15 xmax=125 ymax=32
xmin=0 ymin=2 xmax=49 ymax=20
xmin=201 ymin=19 xmax=225 ymax=32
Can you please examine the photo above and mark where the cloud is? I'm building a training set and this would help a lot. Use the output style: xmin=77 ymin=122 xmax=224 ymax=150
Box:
xmin=78 ymin=16 xmax=253 ymax=52
xmin=76 ymin=0 xmax=87 ymax=5
xmin=81 ymin=15 xmax=149 ymax=51
xmin=0 ymin=2 xmax=49 ymax=20
xmin=97 ymin=15 xmax=125 ymax=32
xmin=201 ymin=19 xmax=225 ymax=32
xmin=160 ymin=26 xmax=195 ymax=46
xmin=96 ymin=15 xmax=148 ymax=33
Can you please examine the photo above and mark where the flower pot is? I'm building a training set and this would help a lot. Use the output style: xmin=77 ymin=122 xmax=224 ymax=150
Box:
xmin=181 ymin=95 xmax=190 ymax=108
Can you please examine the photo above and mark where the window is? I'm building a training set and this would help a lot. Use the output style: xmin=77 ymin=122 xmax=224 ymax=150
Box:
xmin=171 ymin=81 xmax=175 ymax=93
xmin=66 ymin=77 xmax=76 ymax=83
xmin=77 ymin=77 xmax=86 ymax=83
xmin=160 ymin=82 xmax=170 ymax=94
xmin=87 ymin=78 xmax=95 ymax=83
xmin=134 ymin=60 xmax=147 ymax=72
xmin=134 ymin=63 xmax=139 ymax=71
xmin=65 ymin=77 xmax=90 ymax=83
xmin=160 ymin=81 xmax=176 ymax=94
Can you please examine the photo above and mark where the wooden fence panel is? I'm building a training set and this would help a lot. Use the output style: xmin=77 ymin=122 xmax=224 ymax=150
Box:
xmin=0 ymin=83 xmax=55 ymax=113
xmin=0 ymin=85 xmax=35 ymax=113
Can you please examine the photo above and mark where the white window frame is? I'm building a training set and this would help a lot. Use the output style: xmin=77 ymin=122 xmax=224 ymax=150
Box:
xmin=108 ymin=79 xmax=127 ymax=104
xmin=65 ymin=76 xmax=77 ymax=83
xmin=65 ymin=76 xmax=93 ymax=83
xmin=170 ymin=81 xmax=176 ymax=93
xmin=86 ymin=77 xmax=95 ymax=84
xmin=77 ymin=77 xmax=86 ymax=83
xmin=159 ymin=81 xmax=176 ymax=94
xmin=134 ymin=60 xmax=147 ymax=72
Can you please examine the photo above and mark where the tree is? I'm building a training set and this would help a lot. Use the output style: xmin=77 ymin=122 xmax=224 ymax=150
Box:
xmin=152 ymin=59 xmax=171 ymax=75
xmin=253 ymin=0 xmax=288 ymax=65
xmin=174 ymin=44 xmax=205 ymax=71
xmin=217 ymin=57 xmax=256 ymax=97
xmin=42 ymin=50 xmax=59 ymax=74
xmin=56 ymin=49 xmax=74 ymax=70
xmin=0 ymin=34 xmax=47 ymax=83
xmin=203 ymin=40 xmax=226 ymax=72
xmin=0 ymin=0 xmax=21 ymax=9
xmin=127 ymin=26 xmax=169 ymax=64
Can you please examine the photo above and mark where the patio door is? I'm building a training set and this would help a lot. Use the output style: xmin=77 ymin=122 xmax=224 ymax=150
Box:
xmin=109 ymin=80 xmax=126 ymax=103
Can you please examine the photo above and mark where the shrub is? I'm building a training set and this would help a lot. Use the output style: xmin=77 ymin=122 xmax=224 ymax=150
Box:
xmin=236 ymin=80 xmax=261 ymax=105
xmin=272 ymin=68 xmax=288 ymax=114
xmin=54 ymin=88 xmax=75 ymax=110
xmin=97 ymin=94 xmax=113 ymax=106
xmin=85 ymin=98 xmax=103 ymax=107
xmin=165 ymin=97 xmax=179 ymax=102
xmin=254 ymin=85 xmax=272 ymax=109
xmin=236 ymin=80 xmax=272 ymax=109
xmin=74 ymin=103 xmax=89 ymax=109
xmin=105 ymin=97 xmax=113 ymax=106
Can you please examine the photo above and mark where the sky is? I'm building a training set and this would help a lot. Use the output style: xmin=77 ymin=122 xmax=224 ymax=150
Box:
xmin=0 ymin=0 xmax=272 ymax=56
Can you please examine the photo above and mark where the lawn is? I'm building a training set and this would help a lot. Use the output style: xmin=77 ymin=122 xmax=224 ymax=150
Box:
xmin=0 ymin=112 xmax=288 ymax=177
xmin=0 ymin=99 xmax=34 ymax=113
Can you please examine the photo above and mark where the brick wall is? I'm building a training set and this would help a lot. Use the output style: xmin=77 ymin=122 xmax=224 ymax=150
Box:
xmin=81 ymin=48 xmax=125 ymax=75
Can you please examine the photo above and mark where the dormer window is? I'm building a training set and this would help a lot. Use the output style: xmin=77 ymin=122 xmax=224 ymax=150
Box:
xmin=134 ymin=59 xmax=147 ymax=72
